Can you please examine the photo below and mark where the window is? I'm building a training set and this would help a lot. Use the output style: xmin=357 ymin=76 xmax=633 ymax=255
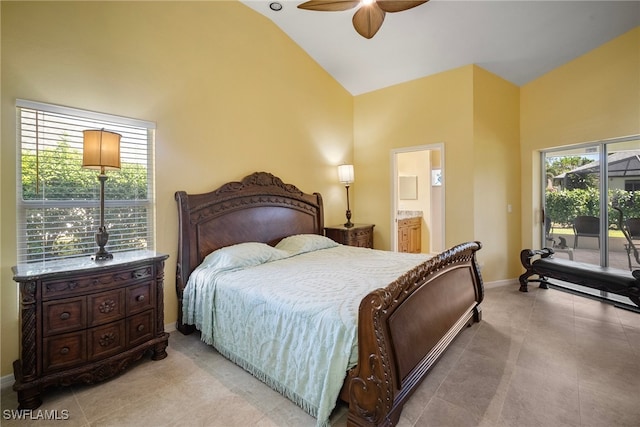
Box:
xmin=17 ymin=100 xmax=156 ymax=263
xmin=625 ymin=180 xmax=640 ymax=192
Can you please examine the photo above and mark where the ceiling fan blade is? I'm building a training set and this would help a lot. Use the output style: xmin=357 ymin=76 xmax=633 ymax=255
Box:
xmin=297 ymin=0 xmax=361 ymax=12
xmin=352 ymin=3 xmax=385 ymax=39
xmin=376 ymin=0 xmax=429 ymax=13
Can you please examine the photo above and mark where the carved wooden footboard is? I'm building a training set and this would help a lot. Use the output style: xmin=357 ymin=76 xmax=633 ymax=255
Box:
xmin=346 ymin=241 xmax=484 ymax=427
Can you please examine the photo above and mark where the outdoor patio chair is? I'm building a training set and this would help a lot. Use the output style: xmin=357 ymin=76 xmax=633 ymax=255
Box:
xmin=573 ymin=215 xmax=600 ymax=249
xmin=624 ymin=217 xmax=640 ymax=240
xmin=613 ymin=207 xmax=640 ymax=270
xmin=623 ymin=235 xmax=640 ymax=270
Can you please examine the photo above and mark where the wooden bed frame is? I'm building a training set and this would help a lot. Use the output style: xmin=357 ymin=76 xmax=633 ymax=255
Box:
xmin=175 ymin=172 xmax=484 ymax=427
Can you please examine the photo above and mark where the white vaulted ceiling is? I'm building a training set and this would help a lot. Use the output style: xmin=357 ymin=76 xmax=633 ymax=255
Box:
xmin=241 ymin=0 xmax=640 ymax=95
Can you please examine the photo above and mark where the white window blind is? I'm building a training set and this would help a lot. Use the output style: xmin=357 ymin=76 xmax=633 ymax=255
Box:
xmin=16 ymin=100 xmax=156 ymax=263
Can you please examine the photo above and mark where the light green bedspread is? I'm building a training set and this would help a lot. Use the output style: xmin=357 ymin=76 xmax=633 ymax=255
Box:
xmin=183 ymin=243 xmax=429 ymax=426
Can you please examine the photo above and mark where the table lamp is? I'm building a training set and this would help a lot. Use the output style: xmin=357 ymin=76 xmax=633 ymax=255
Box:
xmin=82 ymin=129 xmax=121 ymax=260
xmin=338 ymin=164 xmax=355 ymax=228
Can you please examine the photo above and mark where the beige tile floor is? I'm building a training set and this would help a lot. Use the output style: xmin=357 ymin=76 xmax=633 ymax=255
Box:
xmin=2 ymin=285 xmax=639 ymax=426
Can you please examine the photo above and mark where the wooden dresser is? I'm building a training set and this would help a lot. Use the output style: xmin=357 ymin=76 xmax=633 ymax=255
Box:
xmin=11 ymin=250 xmax=169 ymax=410
xmin=398 ymin=217 xmax=422 ymax=253
xmin=324 ymin=223 xmax=374 ymax=248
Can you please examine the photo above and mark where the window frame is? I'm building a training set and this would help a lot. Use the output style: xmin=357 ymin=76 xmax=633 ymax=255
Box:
xmin=16 ymin=99 xmax=157 ymax=263
xmin=540 ymin=135 xmax=640 ymax=310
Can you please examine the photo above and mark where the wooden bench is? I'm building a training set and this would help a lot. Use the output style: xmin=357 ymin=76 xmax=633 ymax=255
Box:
xmin=519 ymin=248 xmax=640 ymax=307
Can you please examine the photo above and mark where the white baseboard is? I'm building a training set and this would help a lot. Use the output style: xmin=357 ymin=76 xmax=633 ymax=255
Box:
xmin=484 ymin=278 xmax=518 ymax=289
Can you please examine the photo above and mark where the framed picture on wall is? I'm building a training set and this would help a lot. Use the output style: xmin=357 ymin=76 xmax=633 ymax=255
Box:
xmin=399 ymin=176 xmax=418 ymax=200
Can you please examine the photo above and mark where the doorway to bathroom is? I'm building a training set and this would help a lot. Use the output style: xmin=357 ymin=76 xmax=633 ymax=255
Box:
xmin=391 ymin=144 xmax=444 ymax=254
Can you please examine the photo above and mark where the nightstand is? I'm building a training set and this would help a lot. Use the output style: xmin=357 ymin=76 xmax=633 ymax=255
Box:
xmin=11 ymin=250 xmax=169 ymax=410
xmin=325 ymin=224 xmax=375 ymax=248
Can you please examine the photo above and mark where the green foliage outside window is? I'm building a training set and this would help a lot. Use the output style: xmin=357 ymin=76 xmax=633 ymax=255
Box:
xmin=545 ymin=188 xmax=640 ymax=228
xmin=21 ymin=140 xmax=147 ymax=200
xmin=21 ymin=140 xmax=149 ymax=261
xmin=545 ymin=154 xmax=639 ymax=230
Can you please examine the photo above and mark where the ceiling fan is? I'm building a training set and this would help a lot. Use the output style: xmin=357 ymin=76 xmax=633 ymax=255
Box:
xmin=297 ymin=0 xmax=429 ymax=39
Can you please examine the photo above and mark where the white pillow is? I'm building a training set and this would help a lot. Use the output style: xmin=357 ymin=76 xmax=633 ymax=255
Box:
xmin=275 ymin=234 xmax=339 ymax=256
xmin=200 ymin=242 xmax=289 ymax=271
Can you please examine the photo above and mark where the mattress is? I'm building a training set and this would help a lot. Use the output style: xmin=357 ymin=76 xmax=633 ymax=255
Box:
xmin=182 ymin=235 xmax=430 ymax=426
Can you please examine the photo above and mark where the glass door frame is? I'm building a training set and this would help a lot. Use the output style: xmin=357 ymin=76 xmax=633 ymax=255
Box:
xmin=541 ymin=135 xmax=640 ymax=308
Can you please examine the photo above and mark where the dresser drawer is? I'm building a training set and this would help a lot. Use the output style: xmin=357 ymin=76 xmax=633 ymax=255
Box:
xmin=346 ymin=229 xmax=373 ymax=247
xmin=398 ymin=218 xmax=420 ymax=228
xmin=88 ymin=320 xmax=126 ymax=361
xmin=325 ymin=224 xmax=375 ymax=248
xmin=88 ymin=288 xmax=126 ymax=327
xmin=126 ymin=282 xmax=153 ymax=314
xmin=127 ymin=310 xmax=154 ymax=347
xmin=43 ymin=296 xmax=86 ymax=336
xmin=42 ymin=264 xmax=154 ymax=300
xmin=43 ymin=331 xmax=86 ymax=373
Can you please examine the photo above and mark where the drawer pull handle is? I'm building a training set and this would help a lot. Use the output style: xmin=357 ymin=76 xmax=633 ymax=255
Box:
xmin=136 ymin=295 xmax=145 ymax=302
xmin=99 ymin=333 xmax=116 ymax=347
xmin=99 ymin=299 xmax=116 ymax=314
xmin=60 ymin=312 xmax=71 ymax=320
xmin=132 ymin=268 xmax=150 ymax=279
xmin=137 ymin=324 xmax=145 ymax=332
xmin=60 ymin=347 xmax=70 ymax=355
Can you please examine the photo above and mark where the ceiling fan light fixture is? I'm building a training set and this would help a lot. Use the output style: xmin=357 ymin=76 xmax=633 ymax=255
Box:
xmin=298 ymin=1 xmax=361 ymax=12
xmin=298 ymin=0 xmax=429 ymax=38
xmin=353 ymin=4 xmax=385 ymax=39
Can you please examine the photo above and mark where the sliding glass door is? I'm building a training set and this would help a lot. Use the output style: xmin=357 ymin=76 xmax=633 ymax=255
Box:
xmin=542 ymin=136 xmax=640 ymax=307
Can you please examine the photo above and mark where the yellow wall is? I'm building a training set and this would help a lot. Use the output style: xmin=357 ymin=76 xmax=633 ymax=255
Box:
xmin=0 ymin=1 xmax=353 ymax=376
xmin=520 ymin=27 xmax=640 ymax=249
xmin=472 ymin=66 xmax=521 ymax=281
xmin=353 ymin=65 xmax=521 ymax=280
xmin=353 ymin=65 xmax=475 ymax=251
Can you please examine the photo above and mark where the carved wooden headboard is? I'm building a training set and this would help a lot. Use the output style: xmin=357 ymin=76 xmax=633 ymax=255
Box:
xmin=174 ymin=172 xmax=324 ymax=329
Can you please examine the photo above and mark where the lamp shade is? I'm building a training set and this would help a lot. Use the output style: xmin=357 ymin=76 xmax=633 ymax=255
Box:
xmin=338 ymin=164 xmax=354 ymax=184
xmin=82 ymin=129 xmax=121 ymax=171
